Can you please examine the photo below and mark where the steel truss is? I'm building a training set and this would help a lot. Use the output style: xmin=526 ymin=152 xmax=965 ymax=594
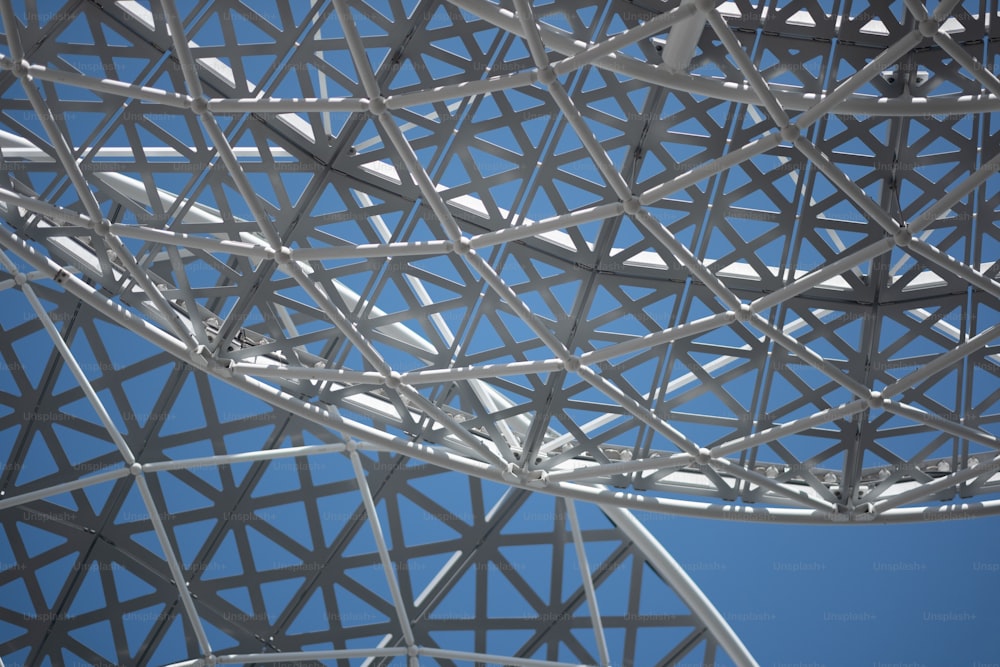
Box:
xmin=0 ymin=0 xmax=998 ymax=664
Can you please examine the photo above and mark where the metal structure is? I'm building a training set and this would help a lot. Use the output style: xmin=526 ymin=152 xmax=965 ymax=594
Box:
xmin=0 ymin=0 xmax=998 ymax=664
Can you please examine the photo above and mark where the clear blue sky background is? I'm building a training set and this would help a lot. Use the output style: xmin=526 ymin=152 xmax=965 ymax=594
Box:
xmin=640 ymin=510 xmax=1000 ymax=667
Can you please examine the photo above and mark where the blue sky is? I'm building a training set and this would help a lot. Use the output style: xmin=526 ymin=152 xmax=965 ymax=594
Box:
xmin=645 ymin=511 xmax=1000 ymax=666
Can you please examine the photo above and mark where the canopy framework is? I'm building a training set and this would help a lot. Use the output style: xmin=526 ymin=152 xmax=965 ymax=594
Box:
xmin=0 ymin=0 xmax=998 ymax=664
xmin=0 ymin=253 xmax=756 ymax=665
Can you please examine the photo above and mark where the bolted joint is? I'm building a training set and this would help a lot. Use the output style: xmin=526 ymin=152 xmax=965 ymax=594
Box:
xmin=93 ymin=218 xmax=113 ymax=237
xmin=621 ymin=197 xmax=641 ymax=215
xmin=918 ymin=18 xmax=940 ymax=37
xmin=525 ymin=469 xmax=548 ymax=487
xmin=780 ymin=124 xmax=800 ymax=142
xmin=830 ymin=504 xmax=851 ymax=522
xmin=368 ymin=96 xmax=388 ymax=116
xmin=218 ymin=357 xmax=236 ymax=377
xmin=451 ymin=236 xmax=471 ymax=255
xmin=189 ymin=95 xmax=210 ymax=116
xmin=189 ymin=344 xmax=213 ymax=368
xmin=273 ymin=246 xmax=294 ymax=266
xmin=536 ymin=66 xmax=557 ymax=86
xmin=11 ymin=59 xmax=30 ymax=78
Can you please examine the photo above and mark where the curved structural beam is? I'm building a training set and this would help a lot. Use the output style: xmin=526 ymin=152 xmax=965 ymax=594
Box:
xmin=600 ymin=503 xmax=759 ymax=667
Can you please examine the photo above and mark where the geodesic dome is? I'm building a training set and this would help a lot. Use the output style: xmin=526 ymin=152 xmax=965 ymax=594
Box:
xmin=0 ymin=0 xmax=998 ymax=665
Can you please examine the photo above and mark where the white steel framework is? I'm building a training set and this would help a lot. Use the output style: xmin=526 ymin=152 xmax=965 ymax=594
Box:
xmin=0 ymin=0 xmax=998 ymax=664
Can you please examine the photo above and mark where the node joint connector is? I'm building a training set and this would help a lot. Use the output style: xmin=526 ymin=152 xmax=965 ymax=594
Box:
xmin=383 ymin=371 xmax=402 ymax=389
xmin=855 ymin=503 xmax=877 ymax=521
xmin=736 ymin=303 xmax=753 ymax=322
xmin=11 ymin=59 xmax=30 ymax=78
xmin=273 ymin=246 xmax=294 ymax=266
xmin=893 ymin=227 xmax=912 ymax=247
xmin=525 ymin=469 xmax=548 ymax=487
xmin=780 ymin=124 xmax=800 ymax=142
xmin=918 ymin=18 xmax=940 ymax=37
xmin=867 ymin=391 xmax=884 ymax=410
xmin=189 ymin=344 xmax=213 ymax=369
xmin=189 ymin=95 xmax=210 ymax=116
xmin=368 ymin=96 xmax=388 ymax=116
xmin=563 ymin=355 xmax=581 ymax=372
